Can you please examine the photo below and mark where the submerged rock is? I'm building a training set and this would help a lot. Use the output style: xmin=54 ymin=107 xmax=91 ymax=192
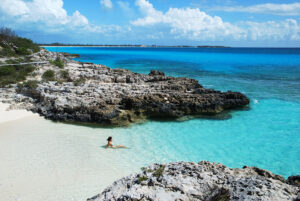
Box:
xmin=88 ymin=161 xmax=300 ymax=201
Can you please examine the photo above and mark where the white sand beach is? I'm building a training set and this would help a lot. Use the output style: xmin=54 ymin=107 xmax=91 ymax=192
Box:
xmin=0 ymin=102 xmax=38 ymax=124
xmin=0 ymin=106 xmax=136 ymax=201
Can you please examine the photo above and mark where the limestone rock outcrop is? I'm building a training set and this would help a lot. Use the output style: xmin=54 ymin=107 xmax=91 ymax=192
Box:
xmin=89 ymin=161 xmax=300 ymax=201
xmin=2 ymin=49 xmax=250 ymax=126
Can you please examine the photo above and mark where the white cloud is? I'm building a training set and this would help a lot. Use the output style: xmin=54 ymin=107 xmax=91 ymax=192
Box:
xmin=0 ymin=0 xmax=123 ymax=35
xmin=1 ymin=0 xmax=299 ymax=43
xmin=0 ymin=0 xmax=29 ymax=17
xmin=0 ymin=0 xmax=87 ymax=27
xmin=132 ymin=0 xmax=245 ymax=41
xmin=245 ymin=19 xmax=300 ymax=41
xmin=213 ymin=3 xmax=300 ymax=16
xmin=131 ymin=0 xmax=300 ymax=41
xmin=71 ymin=11 xmax=89 ymax=27
xmin=100 ymin=0 xmax=113 ymax=9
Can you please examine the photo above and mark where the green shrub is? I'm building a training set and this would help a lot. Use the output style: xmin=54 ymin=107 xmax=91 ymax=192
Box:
xmin=42 ymin=70 xmax=55 ymax=81
xmin=141 ymin=167 xmax=153 ymax=173
xmin=18 ymin=80 xmax=39 ymax=89
xmin=59 ymin=70 xmax=70 ymax=80
xmin=74 ymin=77 xmax=86 ymax=86
xmin=24 ymin=80 xmax=39 ymax=89
xmin=21 ymin=65 xmax=35 ymax=74
xmin=0 ymin=47 xmax=16 ymax=57
xmin=13 ymin=37 xmax=40 ymax=54
xmin=16 ymin=47 xmax=31 ymax=55
xmin=153 ymin=165 xmax=165 ymax=178
xmin=0 ymin=27 xmax=40 ymax=57
xmin=0 ymin=64 xmax=35 ymax=87
xmin=6 ymin=58 xmax=22 ymax=64
xmin=0 ymin=79 xmax=15 ymax=87
xmin=50 ymin=58 xmax=64 ymax=68
xmin=137 ymin=176 xmax=148 ymax=183
xmin=5 ymin=57 xmax=31 ymax=64
xmin=0 ymin=66 xmax=16 ymax=76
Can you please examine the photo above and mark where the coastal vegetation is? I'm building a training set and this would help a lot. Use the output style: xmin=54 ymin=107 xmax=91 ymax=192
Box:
xmin=49 ymin=58 xmax=64 ymax=68
xmin=1 ymin=49 xmax=248 ymax=127
xmin=153 ymin=165 xmax=165 ymax=178
xmin=0 ymin=27 xmax=40 ymax=57
xmin=73 ymin=77 xmax=86 ymax=86
xmin=0 ymin=64 xmax=35 ymax=87
xmin=17 ymin=80 xmax=39 ymax=90
xmin=42 ymin=70 xmax=55 ymax=81
xmin=1 ymin=33 xmax=298 ymax=201
xmin=0 ymin=27 xmax=40 ymax=87
xmin=0 ymin=44 xmax=250 ymax=127
xmin=5 ymin=57 xmax=31 ymax=64
xmin=59 ymin=70 xmax=70 ymax=81
xmin=137 ymin=176 xmax=148 ymax=183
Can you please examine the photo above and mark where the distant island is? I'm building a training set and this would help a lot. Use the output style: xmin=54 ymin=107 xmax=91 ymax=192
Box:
xmin=40 ymin=43 xmax=230 ymax=48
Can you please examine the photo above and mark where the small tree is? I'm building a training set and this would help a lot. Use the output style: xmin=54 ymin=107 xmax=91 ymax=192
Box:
xmin=0 ymin=27 xmax=16 ymax=42
xmin=50 ymin=58 xmax=64 ymax=68
xmin=42 ymin=70 xmax=55 ymax=81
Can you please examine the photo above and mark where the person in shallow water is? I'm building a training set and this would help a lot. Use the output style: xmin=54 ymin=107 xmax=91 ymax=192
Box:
xmin=106 ymin=136 xmax=127 ymax=149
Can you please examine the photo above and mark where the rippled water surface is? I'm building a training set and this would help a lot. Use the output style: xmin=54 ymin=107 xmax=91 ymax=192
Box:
xmin=45 ymin=47 xmax=300 ymax=177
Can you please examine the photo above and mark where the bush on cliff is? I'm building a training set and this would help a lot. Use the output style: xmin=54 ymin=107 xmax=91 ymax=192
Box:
xmin=5 ymin=57 xmax=31 ymax=64
xmin=17 ymin=80 xmax=39 ymax=90
xmin=59 ymin=70 xmax=71 ymax=81
xmin=42 ymin=70 xmax=56 ymax=81
xmin=74 ymin=77 xmax=86 ymax=86
xmin=50 ymin=58 xmax=64 ymax=68
xmin=0 ymin=64 xmax=36 ymax=87
xmin=0 ymin=27 xmax=40 ymax=57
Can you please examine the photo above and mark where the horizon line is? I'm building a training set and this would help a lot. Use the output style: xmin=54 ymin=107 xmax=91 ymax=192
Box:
xmin=40 ymin=44 xmax=300 ymax=48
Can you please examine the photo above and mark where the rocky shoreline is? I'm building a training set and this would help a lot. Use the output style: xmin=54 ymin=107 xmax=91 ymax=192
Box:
xmin=88 ymin=161 xmax=300 ymax=201
xmin=1 ymin=49 xmax=299 ymax=201
xmin=0 ymin=49 xmax=249 ymax=126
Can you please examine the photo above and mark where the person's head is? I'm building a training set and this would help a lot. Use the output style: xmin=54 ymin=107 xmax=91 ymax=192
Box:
xmin=107 ymin=136 xmax=112 ymax=142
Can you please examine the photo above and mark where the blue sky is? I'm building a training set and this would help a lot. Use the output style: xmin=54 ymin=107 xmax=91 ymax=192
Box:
xmin=1 ymin=0 xmax=300 ymax=47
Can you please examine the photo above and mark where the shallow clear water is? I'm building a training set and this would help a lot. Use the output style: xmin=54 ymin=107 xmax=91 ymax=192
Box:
xmin=46 ymin=47 xmax=300 ymax=177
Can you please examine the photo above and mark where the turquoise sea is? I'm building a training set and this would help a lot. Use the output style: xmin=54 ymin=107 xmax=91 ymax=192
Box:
xmin=46 ymin=47 xmax=300 ymax=178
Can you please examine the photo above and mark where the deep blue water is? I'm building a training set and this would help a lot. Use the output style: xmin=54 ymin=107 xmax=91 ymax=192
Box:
xmin=46 ymin=47 xmax=300 ymax=178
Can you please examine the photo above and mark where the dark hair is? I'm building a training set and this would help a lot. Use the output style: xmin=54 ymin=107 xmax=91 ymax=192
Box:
xmin=107 ymin=136 xmax=112 ymax=141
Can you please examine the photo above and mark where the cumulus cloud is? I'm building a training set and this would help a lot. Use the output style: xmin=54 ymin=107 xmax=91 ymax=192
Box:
xmin=131 ymin=0 xmax=245 ymax=41
xmin=0 ymin=0 xmax=29 ymax=17
xmin=0 ymin=0 xmax=88 ymax=28
xmin=0 ymin=0 xmax=124 ymax=35
xmin=213 ymin=3 xmax=300 ymax=16
xmin=131 ymin=0 xmax=300 ymax=41
xmin=1 ymin=0 xmax=299 ymax=43
xmin=100 ymin=0 xmax=113 ymax=9
xmin=71 ymin=11 xmax=89 ymax=27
